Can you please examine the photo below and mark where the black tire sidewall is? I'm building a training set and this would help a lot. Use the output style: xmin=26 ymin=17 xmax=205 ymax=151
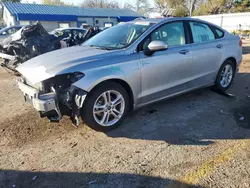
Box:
xmin=215 ymin=60 xmax=236 ymax=91
xmin=82 ymin=81 xmax=130 ymax=132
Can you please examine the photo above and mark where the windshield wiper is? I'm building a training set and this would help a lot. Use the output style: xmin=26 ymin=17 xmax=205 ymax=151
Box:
xmin=89 ymin=45 xmax=114 ymax=51
xmin=98 ymin=47 xmax=114 ymax=50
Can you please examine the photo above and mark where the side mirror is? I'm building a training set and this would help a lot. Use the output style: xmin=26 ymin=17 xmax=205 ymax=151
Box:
xmin=144 ymin=40 xmax=168 ymax=56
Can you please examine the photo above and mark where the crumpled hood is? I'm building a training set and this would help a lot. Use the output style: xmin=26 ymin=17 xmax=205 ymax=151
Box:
xmin=17 ymin=46 xmax=120 ymax=84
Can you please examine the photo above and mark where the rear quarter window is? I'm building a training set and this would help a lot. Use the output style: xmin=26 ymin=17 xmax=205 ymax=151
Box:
xmin=214 ymin=28 xmax=224 ymax=38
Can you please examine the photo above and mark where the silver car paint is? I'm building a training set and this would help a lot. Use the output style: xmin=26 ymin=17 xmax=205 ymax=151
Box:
xmin=17 ymin=17 xmax=242 ymax=109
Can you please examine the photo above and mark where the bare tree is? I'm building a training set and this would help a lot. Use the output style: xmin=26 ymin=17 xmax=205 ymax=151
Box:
xmin=43 ymin=0 xmax=68 ymax=6
xmin=81 ymin=0 xmax=120 ymax=8
xmin=154 ymin=0 xmax=183 ymax=11
xmin=108 ymin=1 xmax=119 ymax=9
xmin=154 ymin=0 xmax=167 ymax=12
xmin=187 ymin=0 xmax=197 ymax=16
xmin=135 ymin=0 xmax=151 ymax=16
xmin=123 ymin=3 xmax=135 ymax=11
xmin=154 ymin=0 xmax=196 ymax=17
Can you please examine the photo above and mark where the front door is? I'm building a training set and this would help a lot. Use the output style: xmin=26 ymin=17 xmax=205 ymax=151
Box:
xmin=139 ymin=21 xmax=193 ymax=104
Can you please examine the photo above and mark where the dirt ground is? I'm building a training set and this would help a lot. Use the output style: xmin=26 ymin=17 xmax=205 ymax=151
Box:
xmin=1 ymin=42 xmax=250 ymax=188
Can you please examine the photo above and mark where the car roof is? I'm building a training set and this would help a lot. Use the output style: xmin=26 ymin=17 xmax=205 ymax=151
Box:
xmin=129 ymin=17 xmax=224 ymax=31
xmin=132 ymin=17 xmax=212 ymax=23
xmin=3 ymin=25 xmax=22 ymax=29
xmin=0 ymin=25 xmax=23 ymax=32
xmin=55 ymin=27 xmax=86 ymax=31
xmin=130 ymin=18 xmax=168 ymax=24
xmin=128 ymin=17 xmax=187 ymax=25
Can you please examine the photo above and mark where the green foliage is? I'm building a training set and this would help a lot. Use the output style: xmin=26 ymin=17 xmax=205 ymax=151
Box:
xmin=81 ymin=0 xmax=119 ymax=9
xmin=42 ymin=0 xmax=72 ymax=6
xmin=231 ymin=29 xmax=250 ymax=35
xmin=155 ymin=0 xmax=250 ymax=16
xmin=174 ymin=6 xmax=189 ymax=17
xmin=155 ymin=0 xmax=199 ymax=16
xmin=194 ymin=0 xmax=250 ymax=15
xmin=234 ymin=0 xmax=250 ymax=12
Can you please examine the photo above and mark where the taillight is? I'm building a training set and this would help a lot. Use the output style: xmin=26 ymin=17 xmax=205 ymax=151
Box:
xmin=239 ymin=40 xmax=243 ymax=47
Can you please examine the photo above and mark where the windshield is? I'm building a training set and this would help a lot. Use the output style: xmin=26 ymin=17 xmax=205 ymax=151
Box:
xmin=84 ymin=22 xmax=153 ymax=50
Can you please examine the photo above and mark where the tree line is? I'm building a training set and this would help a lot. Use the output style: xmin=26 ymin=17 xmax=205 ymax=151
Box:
xmin=159 ymin=0 xmax=250 ymax=16
xmin=2 ymin=0 xmax=250 ymax=16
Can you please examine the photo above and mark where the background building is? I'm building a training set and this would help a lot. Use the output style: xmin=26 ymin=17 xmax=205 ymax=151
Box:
xmin=193 ymin=12 xmax=250 ymax=31
xmin=2 ymin=2 xmax=142 ymax=31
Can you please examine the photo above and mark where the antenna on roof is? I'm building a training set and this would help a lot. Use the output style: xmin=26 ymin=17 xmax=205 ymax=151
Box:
xmin=161 ymin=8 xmax=176 ymax=17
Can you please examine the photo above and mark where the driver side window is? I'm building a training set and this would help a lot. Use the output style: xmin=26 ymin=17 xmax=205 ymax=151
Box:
xmin=142 ymin=22 xmax=186 ymax=50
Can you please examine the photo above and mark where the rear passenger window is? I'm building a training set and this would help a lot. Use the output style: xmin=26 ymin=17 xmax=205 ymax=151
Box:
xmin=215 ymin=28 xmax=224 ymax=38
xmin=189 ymin=22 xmax=215 ymax=43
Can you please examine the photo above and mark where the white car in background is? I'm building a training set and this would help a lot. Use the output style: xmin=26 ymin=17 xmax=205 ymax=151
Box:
xmin=0 ymin=25 xmax=23 ymax=41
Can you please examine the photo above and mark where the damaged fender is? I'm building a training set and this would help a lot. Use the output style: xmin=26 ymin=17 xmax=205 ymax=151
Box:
xmin=59 ymin=85 xmax=87 ymax=127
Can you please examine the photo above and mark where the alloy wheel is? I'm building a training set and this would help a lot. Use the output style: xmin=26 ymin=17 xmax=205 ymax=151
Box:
xmin=93 ymin=90 xmax=125 ymax=127
xmin=220 ymin=64 xmax=233 ymax=88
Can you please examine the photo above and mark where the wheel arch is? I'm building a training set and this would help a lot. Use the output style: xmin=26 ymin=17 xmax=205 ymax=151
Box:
xmin=223 ymin=57 xmax=237 ymax=70
xmin=88 ymin=78 xmax=135 ymax=111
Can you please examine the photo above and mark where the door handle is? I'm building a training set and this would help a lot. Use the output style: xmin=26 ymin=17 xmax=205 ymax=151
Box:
xmin=216 ymin=44 xmax=223 ymax=49
xmin=179 ymin=49 xmax=190 ymax=55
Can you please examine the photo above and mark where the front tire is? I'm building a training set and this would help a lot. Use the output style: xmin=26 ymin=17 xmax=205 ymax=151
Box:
xmin=82 ymin=81 xmax=130 ymax=132
xmin=215 ymin=60 xmax=236 ymax=91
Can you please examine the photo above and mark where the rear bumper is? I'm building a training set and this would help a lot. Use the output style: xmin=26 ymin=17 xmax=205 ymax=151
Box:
xmin=17 ymin=79 xmax=60 ymax=115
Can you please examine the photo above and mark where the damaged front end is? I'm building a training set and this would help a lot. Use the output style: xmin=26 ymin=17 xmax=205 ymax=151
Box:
xmin=17 ymin=72 xmax=87 ymax=127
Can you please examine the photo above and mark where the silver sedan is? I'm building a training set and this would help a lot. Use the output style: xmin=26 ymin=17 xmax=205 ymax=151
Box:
xmin=17 ymin=17 xmax=242 ymax=131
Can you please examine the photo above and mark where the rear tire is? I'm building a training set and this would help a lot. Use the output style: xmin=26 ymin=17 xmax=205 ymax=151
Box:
xmin=82 ymin=81 xmax=130 ymax=132
xmin=215 ymin=60 xmax=236 ymax=91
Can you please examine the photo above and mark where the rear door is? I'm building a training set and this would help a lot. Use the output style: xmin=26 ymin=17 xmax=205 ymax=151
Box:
xmin=188 ymin=21 xmax=225 ymax=88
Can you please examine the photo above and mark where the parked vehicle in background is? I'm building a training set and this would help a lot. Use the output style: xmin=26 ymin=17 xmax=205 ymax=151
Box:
xmin=0 ymin=25 xmax=23 ymax=41
xmin=51 ymin=27 xmax=86 ymax=46
xmin=0 ymin=24 xmax=100 ymax=70
xmin=0 ymin=22 xmax=63 ymax=70
xmin=99 ymin=27 xmax=110 ymax=31
xmin=17 ymin=17 xmax=242 ymax=131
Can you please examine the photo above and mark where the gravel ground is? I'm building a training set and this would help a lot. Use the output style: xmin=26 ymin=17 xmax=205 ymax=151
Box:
xmin=0 ymin=42 xmax=250 ymax=188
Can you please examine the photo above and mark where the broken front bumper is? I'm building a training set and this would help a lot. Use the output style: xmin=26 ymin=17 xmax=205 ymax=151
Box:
xmin=0 ymin=52 xmax=16 ymax=61
xmin=17 ymin=79 xmax=62 ymax=119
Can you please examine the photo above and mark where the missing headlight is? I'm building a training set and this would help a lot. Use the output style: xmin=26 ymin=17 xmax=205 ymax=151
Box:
xmin=42 ymin=72 xmax=85 ymax=93
xmin=66 ymin=72 xmax=85 ymax=83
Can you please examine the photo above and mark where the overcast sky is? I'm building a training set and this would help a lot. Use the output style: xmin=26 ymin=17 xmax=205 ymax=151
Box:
xmin=23 ymin=0 xmax=154 ymax=7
